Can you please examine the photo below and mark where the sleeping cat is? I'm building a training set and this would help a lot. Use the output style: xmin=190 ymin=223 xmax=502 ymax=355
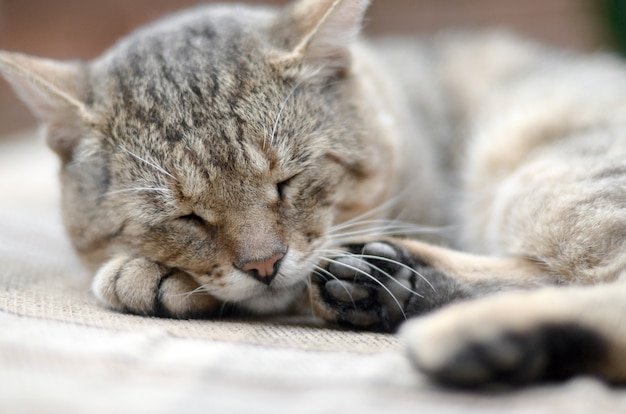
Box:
xmin=2 ymin=0 xmax=626 ymax=388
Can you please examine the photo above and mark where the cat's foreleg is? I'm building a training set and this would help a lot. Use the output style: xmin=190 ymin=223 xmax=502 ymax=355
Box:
xmin=310 ymin=236 xmax=555 ymax=332
xmin=401 ymin=280 xmax=626 ymax=387
xmin=92 ymin=254 xmax=220 ymax=317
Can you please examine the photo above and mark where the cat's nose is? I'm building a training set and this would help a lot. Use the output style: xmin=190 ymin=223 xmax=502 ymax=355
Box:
xmin=237 ymin=252 xmax=285 ymax=285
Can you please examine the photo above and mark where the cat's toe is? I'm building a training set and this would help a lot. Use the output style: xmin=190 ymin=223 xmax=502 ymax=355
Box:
xmin=326 ymin=255 xmax=376 ymax=282
xmin=313 ymin=259 xmax=382 ymax=329
xmin=156 ymin=270 xmax=220 ymax=317
xmin=360 ymin=241 xmax=404 ymax=274
xmin=324 ymin=279 xmax=372 ymax=303
xmin=93 ymin=255 xmax=219 ymax=318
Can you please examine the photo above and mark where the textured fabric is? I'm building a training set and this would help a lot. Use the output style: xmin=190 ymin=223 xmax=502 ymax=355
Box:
xmin=2 ymin=130 xmax=626 ymax=413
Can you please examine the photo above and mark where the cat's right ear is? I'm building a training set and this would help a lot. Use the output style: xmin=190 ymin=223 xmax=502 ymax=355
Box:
xmin=272 ymin=0 xmax=370 ymax=77
xmin=0 ymin=51 xmax=96 ymax=161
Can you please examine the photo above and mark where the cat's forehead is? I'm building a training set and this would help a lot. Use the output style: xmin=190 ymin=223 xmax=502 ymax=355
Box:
xmin=94 ymin=8 xmax=311 ymax=163
xmin=97 ymin=6 xmax=282 ymax=111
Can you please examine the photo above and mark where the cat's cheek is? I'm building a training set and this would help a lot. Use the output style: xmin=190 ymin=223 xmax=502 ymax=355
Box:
xmin=290 ymin=207 xmax=333 ymax=248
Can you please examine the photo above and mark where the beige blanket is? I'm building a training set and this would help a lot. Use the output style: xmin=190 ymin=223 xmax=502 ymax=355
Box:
xmin=1 ymin=130 xmax=625 ymax=413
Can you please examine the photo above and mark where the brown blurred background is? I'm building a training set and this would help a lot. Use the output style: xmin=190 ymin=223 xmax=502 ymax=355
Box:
xmin=0 ymin=0 xmax=611 ymax=136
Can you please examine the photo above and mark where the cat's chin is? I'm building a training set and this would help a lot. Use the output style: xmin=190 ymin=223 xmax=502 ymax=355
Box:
xmin=236 ymin=283 xmax=307 ymax=315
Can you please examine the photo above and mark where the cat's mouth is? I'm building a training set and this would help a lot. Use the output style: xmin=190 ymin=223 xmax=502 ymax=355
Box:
xmin=207 ymin=272 xmax=307 ymax=314
xmin=193 ymin=249 xmax=314 ymax=314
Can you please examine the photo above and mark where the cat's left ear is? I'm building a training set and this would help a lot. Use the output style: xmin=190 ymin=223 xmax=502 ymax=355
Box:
xmin=0 ymin=51 xmax=96 ymax=161
xmin=272 ymin=0 xmax=370 ymax=76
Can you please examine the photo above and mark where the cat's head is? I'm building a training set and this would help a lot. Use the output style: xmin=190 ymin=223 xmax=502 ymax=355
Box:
xmin=0 ymin=0 xmax=396 ymax=313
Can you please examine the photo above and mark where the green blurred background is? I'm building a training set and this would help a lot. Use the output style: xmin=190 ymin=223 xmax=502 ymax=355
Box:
xmin=603 ymin=0 xmax=626 ymax=55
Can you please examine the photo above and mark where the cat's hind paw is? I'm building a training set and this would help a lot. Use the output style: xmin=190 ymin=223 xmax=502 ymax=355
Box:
xmin=401 ymin=292 xmax=609 ymax=388
xmin=92 ymin=255 xmax=219 ymax=318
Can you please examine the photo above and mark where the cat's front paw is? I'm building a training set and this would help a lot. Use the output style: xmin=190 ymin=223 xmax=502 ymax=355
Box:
xmin=311 ymin=241 xmax=468 ymax=332
xmin=92 ymin=254 xmax=219 ymax=318
xmin=312 ymin=242 xmax=415 ymax=331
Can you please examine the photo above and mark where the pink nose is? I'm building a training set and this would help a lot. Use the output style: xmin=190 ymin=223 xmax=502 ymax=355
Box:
xmin=238 ymin=253 xmax=285 ymax=285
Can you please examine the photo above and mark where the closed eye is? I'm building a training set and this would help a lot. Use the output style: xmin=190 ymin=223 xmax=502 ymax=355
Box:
xmin=277 ymin=181 xmax=288 ymax=201
xmin=277 ymin=174 xmax=300 ymax=201
xmin=177 ymin=213 xmax=217 ymax=235
xmin=178 ymin=213 xmax=205 ymax=225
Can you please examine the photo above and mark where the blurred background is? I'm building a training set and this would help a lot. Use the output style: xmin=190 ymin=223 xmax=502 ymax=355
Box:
xmin=0 ymin=0 xmax=624 ymax=136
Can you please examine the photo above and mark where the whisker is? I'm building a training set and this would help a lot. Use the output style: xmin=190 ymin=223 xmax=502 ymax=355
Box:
xmin=319 ymin=257 xmax=407 ymax=320
xmin=306 ymin=273 xmax=315 ymax=317
xmin=186 ymin=285 xmax=211 ymax=298
xmin=270 ymin=78 xmax=307 ymax=145
xmin=120 ymin=147 xmax=177 ymax=181
xmin=329 ymin=218 xmax=413 ymax=234
xmin=312 ymin=265 xmax=358 ymax=308
xmin=329 ymin=195 xmax=404 ymax=231
xmin=329 ymin=219 xmax=448 ymax=235
xmin=348 ymin=253 xmax=435 ymax=294
xmin=329 ymin=226 xmax=446 ymax=241
xmin=313 ymin=247 xmax=348 ymax=257
xmin=315 ymin=249 xmax=427 ymax=297
xmin=329 ymin=216 xmax=433 ymax=231
xmin=102 ymin=187 xmax=172 ymax=197
xmin=166 ymin=284 xmax=208 ymax=298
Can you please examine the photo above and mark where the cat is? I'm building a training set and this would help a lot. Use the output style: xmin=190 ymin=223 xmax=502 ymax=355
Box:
xmin=2 ymin=0 xmax=626 ymax=388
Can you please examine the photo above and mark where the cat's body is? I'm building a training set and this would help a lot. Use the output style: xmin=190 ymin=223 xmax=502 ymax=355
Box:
xmin=2 ymin=0 xmax=626 ymax=388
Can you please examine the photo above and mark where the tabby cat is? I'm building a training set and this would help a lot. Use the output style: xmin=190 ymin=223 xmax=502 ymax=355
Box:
xmin=2 ymin=0 xmax=626 ymax=388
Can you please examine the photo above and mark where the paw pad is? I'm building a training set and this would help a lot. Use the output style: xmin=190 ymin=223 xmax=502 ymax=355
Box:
xmin=314 ymin=241 xmax=419 ymax=331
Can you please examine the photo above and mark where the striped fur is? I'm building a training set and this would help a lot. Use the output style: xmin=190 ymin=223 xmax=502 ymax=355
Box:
xmin=2 ymin=0 xmax=626 ymax=387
